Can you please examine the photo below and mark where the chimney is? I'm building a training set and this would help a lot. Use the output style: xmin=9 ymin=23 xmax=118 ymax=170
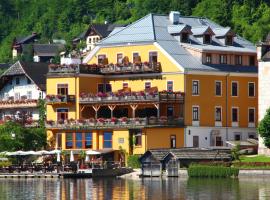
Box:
xmin=169 ymin=11 xmax=180 ymax=25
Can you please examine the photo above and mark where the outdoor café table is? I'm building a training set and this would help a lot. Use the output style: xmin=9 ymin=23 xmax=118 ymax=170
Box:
xmin=64 ymin=166 xmax=71 ymax=172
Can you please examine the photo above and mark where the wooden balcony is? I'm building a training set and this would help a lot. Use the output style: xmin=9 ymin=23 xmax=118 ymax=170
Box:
xmin=0 ymin=99 xmax=38 ymax=109
xmin=46 ymin=117 xmax=184 ymax=130
xmin=46 ymin=95 xmax=76 ymax=104
xmin=79 ymin=91 xmax=184 ymax=105
xmin=100 ymin=62 xmax=161 ymax=74
xmin=47 ymin=62 xmax=161 ymax=76
xmin=48 ymin=64 xmax=101 ymax=75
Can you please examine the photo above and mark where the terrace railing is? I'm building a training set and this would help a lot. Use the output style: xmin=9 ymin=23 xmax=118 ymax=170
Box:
xmin=46 ymin=117 xmax=184 ymax=129
xmin=0 ymin=99 xmax=38 ymax=109
xmin=100 ymin=62 xmax=161 ymax=74
xmin=46 ymin=95 xmax=76 ymax=104
xmin=47 ymin=62 xmax=161 ymax=75
xmin=79 ymin=91 xmax=184 ymax=104
xmin=48 ymin=64 xmax=101 ymax=75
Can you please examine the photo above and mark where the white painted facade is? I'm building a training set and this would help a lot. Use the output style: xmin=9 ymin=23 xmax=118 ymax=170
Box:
xmin=86 ymin=35 xmax=101 ymax=52
xmin=258 ymin=60 xmax=270 ymax=154
xmin=0 ymin=74 xmax=45 ymax=121
xmin=185 ymin=126 xmax=257 ymax=148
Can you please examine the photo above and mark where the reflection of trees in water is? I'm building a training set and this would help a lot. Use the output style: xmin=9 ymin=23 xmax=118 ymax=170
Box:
xmin=2 ymin=178 xmax=270 ymax=199
xmin=187 ymin=178 xmax=240 ymax=200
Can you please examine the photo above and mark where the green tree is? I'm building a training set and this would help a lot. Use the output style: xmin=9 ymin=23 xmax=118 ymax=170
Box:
xmin=0 ymin=121 xmax=47 ymax=151
xmin=258 ymin=108 xmax=270 ymax=148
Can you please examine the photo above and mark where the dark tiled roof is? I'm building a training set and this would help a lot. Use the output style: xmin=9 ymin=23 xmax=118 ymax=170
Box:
xmin=74 ymin=24 xmax=125 ymax=41
xmin=140 ymin=148 xmax=231 ymax=162
xmin=1 ymin=61 xmax=48 ymax=91
xmin=33 ymin=44 xmax=65 ymax=56
xmin=15 ymin=33 xmax=39 ymax=44
xmin=20 ymin=61 xmax=48 ymax=91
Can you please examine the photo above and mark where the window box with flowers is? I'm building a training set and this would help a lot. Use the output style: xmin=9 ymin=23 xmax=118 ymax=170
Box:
xmin=149 ymin=116 xmax=157 ymax=125
xmin=159 ymin=116 xmax=168 ymax=125
xmin=135 ymin=118 xmax=141 ymax=125
xmin=97 ymin=118 xmax=105 ymax=125
xmin=110 ymin=117 xmax=117 ymax=125
xmin=87 ymin=118 xmax=95 ymax=126
xmin=120 ymin=117 xmax=128 ymax=125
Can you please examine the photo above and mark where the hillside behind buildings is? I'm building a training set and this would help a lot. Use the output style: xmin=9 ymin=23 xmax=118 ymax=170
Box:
xmin=1 ymin=0 xmax=270 ymax=62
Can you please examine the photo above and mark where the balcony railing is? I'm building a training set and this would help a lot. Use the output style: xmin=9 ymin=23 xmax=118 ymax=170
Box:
xmin=46 ymin=95 xmax=76 ymax=104
xmin=47 ymin=62 xmax=161 ymax=75
xmin=100 ymin=62 xmax=161 ymax=74
xmin=79 ymin=91 xmax=184 ymax=104
xmin=0 ymin=99 xmax=38 ymax=109
xmin=46 ymin=117 xmax=184 ymax=129
xmin=48 ymin=64 xmax=101 ymax=75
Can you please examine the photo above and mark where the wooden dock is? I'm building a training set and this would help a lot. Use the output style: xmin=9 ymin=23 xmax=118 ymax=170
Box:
xmin=0 ymin=173 xmax=61 ymax=178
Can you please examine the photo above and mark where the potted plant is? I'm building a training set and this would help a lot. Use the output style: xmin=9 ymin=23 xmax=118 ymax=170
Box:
xmin=110 ymin=117 xmax=117 ymax=125
xmin=87 ymin=118 xmax=95 ymax=126
xmin=149 ymin=116 xmax=157 ymax=124
xmin=120 ymin=117 xmax=128 ymax=124
xmin=97 ymin=118 xmax=105 ymax=125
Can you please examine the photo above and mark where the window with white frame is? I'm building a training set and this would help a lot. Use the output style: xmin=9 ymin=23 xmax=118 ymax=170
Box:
xmin=192 ymin=80 xmax=199 ymax=95
xmin=27 ymin=91 xmax=32 ymax=100
xmin=117 ymin=53 xmax=123 ymax=64
xmin=235 ymin=55 xmax=242 ymax=65
xmin=206 ymin=53 xmax=212 ymax=64
xmin=145 ymin=82 xmax=151 ymax=89
xmin=248 ymin=108 xmax=255 ymax=123
xmin=231 ymin=82 xmax=238 ymax=97
xmin=167 ymin=81 xmax=173 ymax=92
xmin=232 ymin=108 xmax=238 ymax=122
xmin=215 ymin=107 xmax=222 ymax=122
xmin=215 ymin=81 xmax=222 ymax=96
xmin=248 ymin=82 xmax=255 ymax=97
xmin=149 ymin=51 xmax=158 ymax=63
xmin=192 ymin=106 xmax=199 ymax=121
xmin=123 ymin=82 xmax=129 ymax=89
xmin=220 ymin=55 xmax=227 ymax=64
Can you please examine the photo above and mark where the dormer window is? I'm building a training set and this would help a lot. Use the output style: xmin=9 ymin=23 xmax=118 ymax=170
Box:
xmin=181 ymin=32 xmax=189 ymax=43
xmin=204 ymin=34 xmax=211 ymax=44
xmin=226 ymin=36 xmax=233 ymax=46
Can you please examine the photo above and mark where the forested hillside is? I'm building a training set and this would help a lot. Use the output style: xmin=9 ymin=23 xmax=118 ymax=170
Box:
xmin=1 ymin=0 xmax=270 ymax=63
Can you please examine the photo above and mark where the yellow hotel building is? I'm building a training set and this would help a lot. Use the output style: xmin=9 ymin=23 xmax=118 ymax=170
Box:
xmin=46 ymin=11 xmax=258 ymax=160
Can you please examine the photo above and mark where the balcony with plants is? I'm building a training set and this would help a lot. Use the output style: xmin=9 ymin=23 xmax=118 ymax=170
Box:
xmin=46 ymin=95 xmax=76 ymax=104
xmin=47 ymin=61 xmax=161 ymax=76
xmin=0 ymin=96 xmax=38 ymax=109
xmin=100 ymin=61 xmax=161 ymax=74
xmin=45 ymin=116 xmax=184 ymax=130
xmin=79 ymin=89 xmax=184 ymax=105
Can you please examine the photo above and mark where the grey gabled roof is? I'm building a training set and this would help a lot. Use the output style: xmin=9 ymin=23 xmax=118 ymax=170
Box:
xmin=140 ymin=148 xmax=231 ymax=162
xmin=213 ymin=27 xmax=233 ymax=37
xmin=96 ymin=13 xmax=257 ymax=73
xmin=191 ymin=26 xmax=214 ymax=36
xmin=167 ymin=24 xmax=188 ymax=34
xmin=33 ymin=44 xmax=65 ymax=56
xmin=0 ymin=61 xmax=48 ymax=91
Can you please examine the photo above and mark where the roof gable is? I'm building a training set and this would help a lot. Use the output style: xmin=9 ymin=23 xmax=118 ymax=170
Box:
xmin=0 ymin=61 xmax=48 ymax=91
xmin=100 ymin=14 xmax=156 ymax=45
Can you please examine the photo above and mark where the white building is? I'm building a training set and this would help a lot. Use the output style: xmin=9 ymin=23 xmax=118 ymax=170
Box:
xmin=257 ymin=37 xmax=270 ymax=154
xmin=0 ymin=61 xmax=47 ymax=123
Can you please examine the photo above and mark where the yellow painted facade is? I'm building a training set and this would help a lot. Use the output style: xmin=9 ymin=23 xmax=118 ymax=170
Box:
xmin=46 ymin=39 xmax=257 ymax=157
xmin=185 ymin=74 xmax=258 ymax=127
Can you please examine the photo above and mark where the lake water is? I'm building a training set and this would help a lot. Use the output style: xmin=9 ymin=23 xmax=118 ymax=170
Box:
xmin=0 ymin=177 xmax=270 ymax=200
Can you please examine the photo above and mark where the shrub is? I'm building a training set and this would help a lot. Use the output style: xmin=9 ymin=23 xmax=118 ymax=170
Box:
xmin=127 ymin=155 xmax=141 ymax=169
xmin=188 ymin=164 xmax=239 ymax=178
xmin=0 ymin=161 xmax=11 ymax=167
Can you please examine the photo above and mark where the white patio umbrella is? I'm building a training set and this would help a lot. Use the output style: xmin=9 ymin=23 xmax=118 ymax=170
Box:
xmin=7 ymin=151 xmax=28 ymax=156
xmin=57 ymin=152 xmax=61 ymax=162
xmin=48 ymin=149 xmax=61 ymax=155
xmin=85 ymin=155 xmax=90 ymax=162
xmin=37 ymin=150 xmax=50 ymax=155
xmin=86 ymin=150 xmax=101 ymax=155
xmin=70 ymin=151 xmax=74 ymax=162
xmin=24 ymin=151 xmax=41 ymax=156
